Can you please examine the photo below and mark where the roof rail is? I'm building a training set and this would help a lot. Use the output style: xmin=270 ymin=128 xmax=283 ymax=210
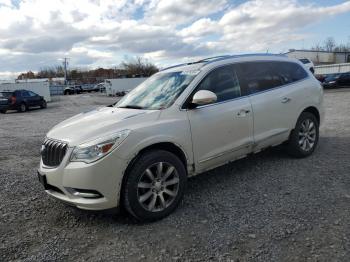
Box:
xmin=161 ymin=53 xmax=287 ymax=71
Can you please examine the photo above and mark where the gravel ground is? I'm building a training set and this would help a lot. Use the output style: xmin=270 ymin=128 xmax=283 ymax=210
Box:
xmin=0 ymin=90 xmax=349 ymax=261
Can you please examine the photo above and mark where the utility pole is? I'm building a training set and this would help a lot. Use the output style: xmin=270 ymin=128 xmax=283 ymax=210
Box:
xmin=63 ymin=57 xmax=69 ymax=85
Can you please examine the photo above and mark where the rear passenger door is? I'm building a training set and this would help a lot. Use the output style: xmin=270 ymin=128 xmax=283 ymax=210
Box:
xmin=236 ymin=61 xmax=308 ymax=151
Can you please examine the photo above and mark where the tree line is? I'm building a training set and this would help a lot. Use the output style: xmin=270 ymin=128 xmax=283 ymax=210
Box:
xmin=311 ymin=37 xmax=350 ymax=52
xmin=17 ymin=57 xmax=159 ymax=83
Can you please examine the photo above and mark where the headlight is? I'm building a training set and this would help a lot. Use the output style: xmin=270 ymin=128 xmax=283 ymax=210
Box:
xmin=70 ymin=130 xmax=130 ymax=163
xmin=328 ymin=81 xmax=336 ymax=84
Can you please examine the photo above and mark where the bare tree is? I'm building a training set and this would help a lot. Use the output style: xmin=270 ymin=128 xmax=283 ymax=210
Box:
xmin=324 ymin=37 xmax=336 ymax=52
xmin=121 ymin=57 xmax=158 ymax=77
xmin=311 ymin=43 xmax=324 ymax=51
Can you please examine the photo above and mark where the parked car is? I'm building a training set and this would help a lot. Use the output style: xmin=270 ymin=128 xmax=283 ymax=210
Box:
xmin=64 ymin=85 xmax=83 ymax=95
xmin=38 ymin=54 xmax=324 ymax=221
xmin=322 ymin=72 xmax=350 ymax=89
xmin=93 ymin=83 xmax=106 ymax=93
xmin=0 ymin=89 xmax=47 ymax=113
xmin=299 ymin=58 xmax=315 ymax=74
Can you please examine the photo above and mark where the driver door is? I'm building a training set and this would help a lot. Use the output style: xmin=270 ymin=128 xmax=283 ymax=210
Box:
xmin=186 ymin=65 xmax=254 ymax=172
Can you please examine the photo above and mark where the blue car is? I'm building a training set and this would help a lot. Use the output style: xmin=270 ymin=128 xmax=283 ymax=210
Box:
xmin=0 ymin=89 xmax=47 ymax=114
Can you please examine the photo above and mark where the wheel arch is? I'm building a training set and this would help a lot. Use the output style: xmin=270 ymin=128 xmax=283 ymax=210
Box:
xmin=301 ymin=106 xmax=320 ymax=125
xmin=124 ymin=142 xmax=189 ymax=177
xmin=119 ymin=142 xmax=190 ymax=206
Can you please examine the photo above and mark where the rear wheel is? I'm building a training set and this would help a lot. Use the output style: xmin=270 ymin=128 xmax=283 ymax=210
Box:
xmin=0 ymin=109 xmax=6 ymax=114
xmin=122 ymin=150 xmax=187 ymax=222
xmin=286 ymin=112 xmax=319 ymax=158
xmin=18 ymin=103 xmax=27 ymax=112
xmin=40 ymin=100 xmax=47 ymax=109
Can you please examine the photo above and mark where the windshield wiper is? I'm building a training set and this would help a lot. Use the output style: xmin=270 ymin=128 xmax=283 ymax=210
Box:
xmin=118 ymin=105 xmax=145 ymax=109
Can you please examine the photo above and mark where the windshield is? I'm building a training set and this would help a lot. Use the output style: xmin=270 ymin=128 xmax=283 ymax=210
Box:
xmin=116 ymin=71 xmax=198 ymax=110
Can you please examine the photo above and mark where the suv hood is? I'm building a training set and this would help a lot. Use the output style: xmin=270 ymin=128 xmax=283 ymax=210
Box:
xmin=47 ymin=106 xmax=160 ymax=146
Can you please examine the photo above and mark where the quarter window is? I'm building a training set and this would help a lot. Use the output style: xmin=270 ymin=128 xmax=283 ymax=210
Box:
xmin=196 ymin=65 xmax=241 ymax=102
xmin=271 ymin=62 xmax=308 ymax=84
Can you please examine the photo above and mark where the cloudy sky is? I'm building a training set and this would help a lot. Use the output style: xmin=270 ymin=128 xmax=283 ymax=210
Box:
xmin=0 ymin=0 xmax=350 ymax=79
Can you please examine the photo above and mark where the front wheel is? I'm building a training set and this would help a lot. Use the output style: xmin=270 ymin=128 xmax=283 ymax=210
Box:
xmin=286 ymin=112 xmax=319 ymax=158
xmin=122 ymin=150 xmax=187 ymax=222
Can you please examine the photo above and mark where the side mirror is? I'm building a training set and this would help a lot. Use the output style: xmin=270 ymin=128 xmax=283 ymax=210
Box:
xmin=191 ymin=90 xmax=217 ymax=107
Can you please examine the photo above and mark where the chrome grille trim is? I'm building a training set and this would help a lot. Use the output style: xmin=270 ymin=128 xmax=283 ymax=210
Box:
xmin=41 ymin=138 xmax=68 ymax=167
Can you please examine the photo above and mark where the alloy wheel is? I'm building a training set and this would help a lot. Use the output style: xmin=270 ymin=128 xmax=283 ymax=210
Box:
xmin=298 ymin=118 xmax=316 ymax=151
xmin=137 ymin=162 xmax=179 ymax=212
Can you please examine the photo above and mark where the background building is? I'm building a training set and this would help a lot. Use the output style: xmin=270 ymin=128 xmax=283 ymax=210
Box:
xmin=286 ymin=49 xmax=350 ymax=65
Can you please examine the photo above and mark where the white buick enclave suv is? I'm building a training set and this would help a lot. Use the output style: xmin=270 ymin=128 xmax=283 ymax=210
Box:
xmin=38 ymin=54 xmax=324 ymax=221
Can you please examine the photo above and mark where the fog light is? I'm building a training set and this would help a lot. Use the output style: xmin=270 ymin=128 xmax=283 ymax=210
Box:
xmin=66 ymin=188 xmax=103 ymax=199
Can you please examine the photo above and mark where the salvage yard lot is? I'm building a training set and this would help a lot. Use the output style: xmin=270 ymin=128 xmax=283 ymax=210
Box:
xmin=0 ymin=90 xmax=349 ymax=261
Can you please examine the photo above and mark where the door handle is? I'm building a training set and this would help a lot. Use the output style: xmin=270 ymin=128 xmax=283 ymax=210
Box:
xmin=281 ymin=97 xmax=291 ymax=103
xmin=237 ymin=109 xmax=251 ymax=117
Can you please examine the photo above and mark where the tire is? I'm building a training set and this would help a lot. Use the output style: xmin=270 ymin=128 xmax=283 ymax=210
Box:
xmin=122 ymin=150 xmax=187 ymax=222
xmin=40 ymin=100 xmax=47 ymax=109
xmin=0 ymin=109 xmax=6 ymax=114
xmin=18 ymin=103 xmax=27 ymax=112
xmin=286 ymin=112 xmax=319 ymax=158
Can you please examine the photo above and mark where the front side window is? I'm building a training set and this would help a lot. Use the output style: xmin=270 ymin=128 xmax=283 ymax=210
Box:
xmin=196 ymin=65 xmax=241 ymax=102
xmin=28 ymin=91 xmax=37 ymax=97
xmin=116 ymin=71 xmax=197 ymax=110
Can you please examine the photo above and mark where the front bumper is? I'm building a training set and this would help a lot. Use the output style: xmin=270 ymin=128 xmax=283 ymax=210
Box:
xmin=37 ymin=147 xmax=129 ymax=210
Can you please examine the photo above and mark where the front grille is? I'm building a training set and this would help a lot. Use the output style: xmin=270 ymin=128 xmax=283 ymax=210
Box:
xmin=41 ymin=138 xmax=68 ymax=167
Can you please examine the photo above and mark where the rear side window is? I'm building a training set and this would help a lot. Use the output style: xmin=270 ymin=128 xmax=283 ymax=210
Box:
xmin=236 ymin=61 xmax=308 ymax=95
xmin=196 ymin=65 xmax=241 ymax=102
xmin=21 ymin=91 xmax=30 ymax=97
xmin=236 ymin=62 xmax=282 ymax=95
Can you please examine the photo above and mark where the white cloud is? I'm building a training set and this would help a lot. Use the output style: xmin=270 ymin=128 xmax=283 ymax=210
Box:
xmin=144 ymin=0 xmax=228 ymax=25
xmin=0 ymin=0 xmax=350 ymax=78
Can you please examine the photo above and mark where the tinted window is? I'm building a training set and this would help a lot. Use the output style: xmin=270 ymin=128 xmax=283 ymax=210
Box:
xmin=271 ymin=61 xmax=308 ymax=84
xmin=21 ymin=91 xmax=30 ymax=97
xmin=236 ymin=61 xmax=308 ymax=95
xmin=236 ymin=62 xmax=282 ymax=95
xmin=196 ymin=65 xmax=241 ymax=102
xmin=28 ymin=91 xmax=37 ymax=96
